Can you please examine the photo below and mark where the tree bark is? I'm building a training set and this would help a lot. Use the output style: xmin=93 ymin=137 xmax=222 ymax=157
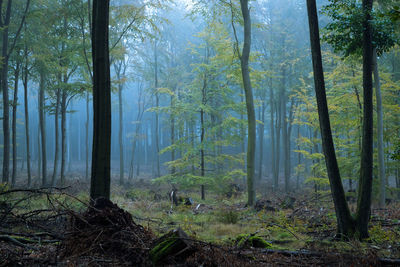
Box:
xmin=154 ymin=41 xmax=160 ymax=177
xmin=306 ymin=0 xmax=354 ymax=237
xmin=22 ymin=48 xmax=31 ymax=187
xmin=39 ymin=70 xmax=47 ymax=186
xmin=51 ymin=88 xmax=60 ymax=186
xmin=85 ymin=91 xmax=89 ymax=180
xmin=257 ymin=103 xmax=265 ymax=181
xmin=90 ymin=0 xmax=111 ymax=200
xmin=356 ymin=0 xmax=374 ymax=239
xmin=1 ymin=0 xmax=12 ymax=184
xmin=11 ymin=57 xmax=21 ymax=187
xmin=239 ymin=0 xmax=256 ymax=206
xmin=60 ymin=91 xmax=67 ymax=185
xmin=372 ymin=48 xmax=385 ymax=208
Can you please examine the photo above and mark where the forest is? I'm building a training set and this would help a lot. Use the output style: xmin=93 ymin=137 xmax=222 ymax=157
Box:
xmin=0 ymin=0 xmax=400 ymax=266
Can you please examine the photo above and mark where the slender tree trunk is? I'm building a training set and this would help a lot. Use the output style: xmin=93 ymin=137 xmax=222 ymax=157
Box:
xmin=306 ymin=0 xmax=354 ymax=238
xmin=356 ymin=0 xmax=374 ymax=239
xmin=85 ymin=91 xmax=89 ymax=180
xmin=281 ymin=68 xmax=289 ymax=192
xmin=39 ymin=70 xmax=47 ymax=186
xmin=154 ymin=41 xmax=160 ymax=177
xmin=200 ymin=76 xmax=206 ymax=200
xmin=23 ymin=54 xmax=31 ymax=187
xmin=118 ymin=76 xmax=124 ymax=185
xmin=11 ymin=58 xmax=21 ymax=187
xmin=274 ymin=92 xmax=281 ymax=190
xmin=90 ymin=0 xmax=111 ymax=200
xmin=373 ymin=48 xmax=385 ymax=208
xmin=269 ymin=78 xmax=276 ymax=188
xmin=60 ymin=91 xmax=67 ymax=185
xmin=170 ymin=93 xmax=176 ymax=175
xmin=239 ymin=0 xmax=256 ymax=206
xmin=51 ymin=88 xmax=60 ymax=186
xmin=257 ymin=102 xmax=265 ymax=181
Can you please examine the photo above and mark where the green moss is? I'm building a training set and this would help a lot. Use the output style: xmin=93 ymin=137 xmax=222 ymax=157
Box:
xmin=149 ymin=237 xmax=178 ymax=265
xmin=236 ymin=234 xmax=271 ymax=248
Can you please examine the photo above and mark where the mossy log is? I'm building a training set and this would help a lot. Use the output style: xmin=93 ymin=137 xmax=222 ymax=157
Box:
xmin=236 ymin=233 xmax=272 ymax=248
xmin=149 ymin=228 xmax=194 ymax=265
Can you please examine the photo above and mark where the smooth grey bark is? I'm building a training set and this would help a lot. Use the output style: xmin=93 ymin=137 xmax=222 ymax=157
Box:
xmin=11 ymin=56 xmax=21 ymax=187
xmin=306 ymin=0 xmax=354 ymax=237
xmin=239 ymin=0 xmax=256 ymax=206
xmin=22 ymin=48 xmax=31 ymax=187
xmin=373 ymin=48 xmax=385 ymax=208
xmin=257 ymin=102 xmax=266 ymax=181
xmin=154 ymin=41 xmax=160 ymax=177
xmin=90 ymin=0 xmax=111 ymax=200
xmin=39 ymin=70 xmax=47 ymax=186
xmin=51 ymin=87 xmax=61 ymax=186
xmin=269 ymin=76 xmax=276 ymax=188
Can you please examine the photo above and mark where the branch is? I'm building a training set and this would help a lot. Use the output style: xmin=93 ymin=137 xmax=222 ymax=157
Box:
xmin=7 ymin=0 xmax=31 ymax=58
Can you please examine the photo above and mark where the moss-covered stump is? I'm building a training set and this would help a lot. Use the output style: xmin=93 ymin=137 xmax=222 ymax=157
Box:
xmin=149 ymin=228 xmax=195 ymax=265
xmin=235 ymin=234 xmax=272 ymax=249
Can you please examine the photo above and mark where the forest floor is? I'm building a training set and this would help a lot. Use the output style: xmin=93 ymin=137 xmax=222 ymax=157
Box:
xmin=1 ymin=179 xmax=400 ymax=266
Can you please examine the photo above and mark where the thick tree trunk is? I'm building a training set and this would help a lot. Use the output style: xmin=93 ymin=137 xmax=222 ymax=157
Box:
xmin=239 ymin=0 xmax=256 ymax=206
xmin=372 ymin=48 xmax=385 ymax=208
xmin=39 ymin=70 xmax=47 ymax=186
xmin=306 ymin=0 xmax=354 ymax=238
xmin=90 ymin=0 xmax=111 ymax=200
xmin=356 ymin=0 xmax=374 ymax=239
xmin=11 ymin=59 xmax=21 ymax=187
xmin=1 ymin=2 xmax=11 ymax=184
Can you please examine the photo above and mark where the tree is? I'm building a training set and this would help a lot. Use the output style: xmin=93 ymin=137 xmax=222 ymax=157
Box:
xmin=307 ymin=0 xmax=376 ymax=239
xmin=90 ymin=0 xmax=111 ymax=200
xmin=0 ymin=0 xmax=30 ymax=184
xmin=322 ymin=0 xmax=398 ymax=208
xmin=237 ymin=0 xmax=256 ymax=206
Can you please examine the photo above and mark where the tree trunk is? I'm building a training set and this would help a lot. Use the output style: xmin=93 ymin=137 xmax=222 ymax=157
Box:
xmin=61 ymin=91 xmax=67 ymax=185
xmin=11 ymin=58 xmax=21 ymax=187
xmin=90 ymin=0 xmax=111 ymax=200
xmin=257 ymin=102 xmax=265 ymax=181
xmin=22 ymin=49 xmax=31 ymax=187
xmin=51 ymin=88 xmax=61 ymax=186
xmin=85 ymin=91 xmax=89 ymax=180
xmin=39 ymin=70 xmax=47 ymax=186
xmin=239 ymin=0 xmax=256 ymax=206
xmin=269 ymin=77 xmax=276 ymax=188
xmin=1 ymin=0 xmax=11 ymax=184
xmin=356 ymin=0 xmax=374 ymax=239
xmin=373 ymin=48 xmax=385 ymax=208
xmin=281 ymin=68 xmax=289 ymax=192
xmin=154 ymin=41 xmax=160 ymax=178
xmin=117 ymin=71 xmax=124 ymax=185
xmin=306 ymin=0 xmax=354 ymax=238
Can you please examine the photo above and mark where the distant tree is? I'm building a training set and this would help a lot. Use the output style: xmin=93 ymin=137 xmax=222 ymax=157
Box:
xmin=90 ymin=0 xmax=111 ymax=200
